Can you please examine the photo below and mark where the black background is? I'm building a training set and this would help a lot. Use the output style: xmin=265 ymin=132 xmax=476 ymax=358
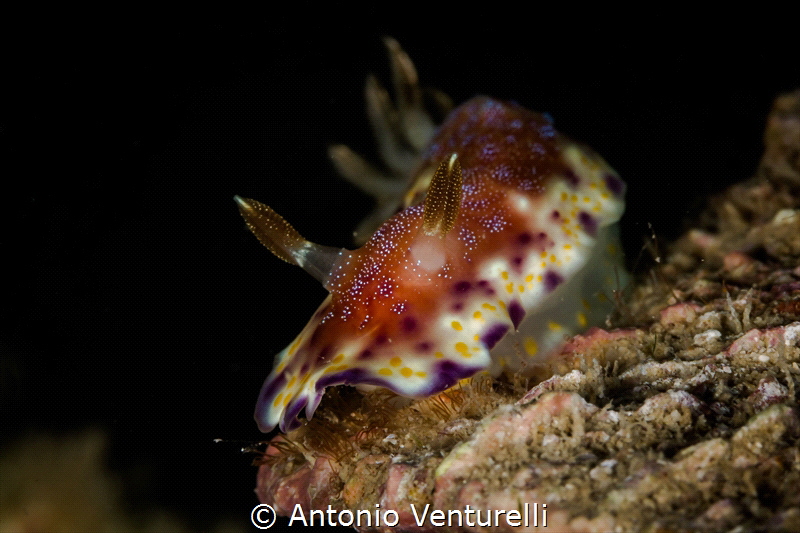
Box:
xmin=4 ymin=13 xmax=798 ymax=530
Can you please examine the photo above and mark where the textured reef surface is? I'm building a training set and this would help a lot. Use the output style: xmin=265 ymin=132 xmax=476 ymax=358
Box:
xmin=254 ymin=91 xmax=800 ymax=532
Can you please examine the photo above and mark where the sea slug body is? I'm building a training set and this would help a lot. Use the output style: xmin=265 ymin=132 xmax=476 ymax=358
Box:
xmin=236 ymin=39 xmax=627 ymax=432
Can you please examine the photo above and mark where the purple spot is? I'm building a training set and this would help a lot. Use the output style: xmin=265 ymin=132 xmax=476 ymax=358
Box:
xmin=508 ymin=300 xmax=526 ymax=329
xmin=551 ymin=210 xmax=561 ymax=220
xmin=544 ymin=270 xmax=564 ymax=293
xmin=517 ymin=232 xmax=532 ymax=245
xmin=257 ymin=372 xmax=285 ymax=404
xmin=512 ymin=256 xmax=523 ymax=268
xmin=481 ymin=324 xmax=510 ymax=349
xmin=358 ymin=349 xmax=373 ymax=360
xmin=316 ymin=345 xmax=332 ymax=363
xmin=374 ymin=334 xmax=388 ymax=345
xmin=477 ymin=280 xmax=496 ymax=295
xmin=421 ymin=360 xmax=485 ymax=396
xmin=402 ymin=316 xmax=418 ymax=333
xmin=578 ymin=211 xmax=597 ymax=236
xmin=537 ymin=232 xmax=548 ymax=243
xmin=564 ymin=169 xmax=580 ymax=188
xmin=604 ymin=173 xmax=624 ymax=196
xmin=416 ymin=341 xmax=432 ymax=352
xmin=453 ymin=281 xmax=472 ymax=293
xmin=452 ymin=302 xmax=464 ymax=312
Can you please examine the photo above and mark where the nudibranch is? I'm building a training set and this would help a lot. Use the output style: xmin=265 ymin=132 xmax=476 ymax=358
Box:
xmin=237 ymin=39 xmax=627 ymax=432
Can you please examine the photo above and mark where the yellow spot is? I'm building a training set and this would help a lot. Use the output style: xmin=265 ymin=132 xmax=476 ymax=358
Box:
xmin=541 ymin=261 xmax=547 ymax=268
xmin=474 ymin=334 xmax=480 ymax=341
xmin=593 ymin=205 xmax=602 ymax=212
xmin=390 ymin=356 xmax=402 ymax=367
xmin=607 ymin=243 xmax=617 ymax=255
xmin=284 ymin=395 xmax=291 ymax=406
xmin=548 ymin=321 xmax=562 ymax=331
xmin=482 ymin=303 xmax=496 ymax=311
xmin=584 ymin=196 xmax=591 ymax=202
xmin=451 ymin=321 xmax=463 ymax=331
xmin=518 ymin=285 xmax=525 ymax=292
xmin=564 ymin=229 xmax=572 ymax=236
xmin=378 ymin=368 xmax=393 ymax=376
xmin=524 ymin=337 xmax=538 ymax=356
xmin=561 ymin=192 xmax=568 ymax=201
xmin=300 ymin=373 xmax=311 ymax=385
xmin=287 ymin=376 xmax=297 ymax=388
xmin=416 ymin=371 xmax=427 ymax=378
xmin=273 ymin=393 xmax=283 ymax=408
xmin=563 ymin=244 xmax=572 ymax=250
xmin=537 ymin=274 xmax=543 ymax=282
xmin=288 ymin=336 xmax=303 ymax=356
xmin=590 ymin=182 xmax=597 ymax=188
xmin=562 ymin=218 xmax=570 ymax=224
xmin=571 ymin=194 xmax=578 ymax=202
xmin=525 ymin=274 xmax=534 ymax=282
xmin=501 ymin=271 xmax=509 ymax=280
xmin=400 ymin=367 xmax=413 ymax=378
xmin=498 ymin=300 xmax=506 ymax=309
xmin=577 ymin=312 xmax=588 ymax=327
xmin=506 ymin=282 xmax=514 ymax=293
xmin=550 ymin=254 xmax=557 ymax=262
xmin=473 ymin=311 xmax=483 ymax=320
xmin=601 ymin=192 xmax=610 ymax=199
xmin=540 ymin=250 xmax=548 ymax=258
xmin=435 ymin=351 xmax=444 ymax=358
xmin=332 ymin=353 xmax=345 ymax=363
xmin=455 ymin=342 xmax=471 ymax=357
xmin=582 ymin=298 xmax=591 ymax=310
xmin=597 ymin=293 xmax=609 ymax=302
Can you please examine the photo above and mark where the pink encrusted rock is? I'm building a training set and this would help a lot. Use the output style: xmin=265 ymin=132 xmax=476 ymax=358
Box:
xmin=379 ymin=460 xmax=440 ymax=532
xmin=517 ymin=370 xmax=587 ymax=404
xmin=659 ymin=302 xmax=703 ymax=328
xmin=636 ymin=390 xmax=704 ymax=422
xmin=722 ymin=251 xmax=765 ymax=283
xmin=257 ymin=454 xmax=339 ymax=515
xmin=749 ymin=376 xmax=791 ymax=411
xmin=723 ymin=322 xmax=800 ymax=359
xmin=556 ymin=327 xmax=639 ymax=355
xmin=433 ymin=392 xmax=597 ymax=511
